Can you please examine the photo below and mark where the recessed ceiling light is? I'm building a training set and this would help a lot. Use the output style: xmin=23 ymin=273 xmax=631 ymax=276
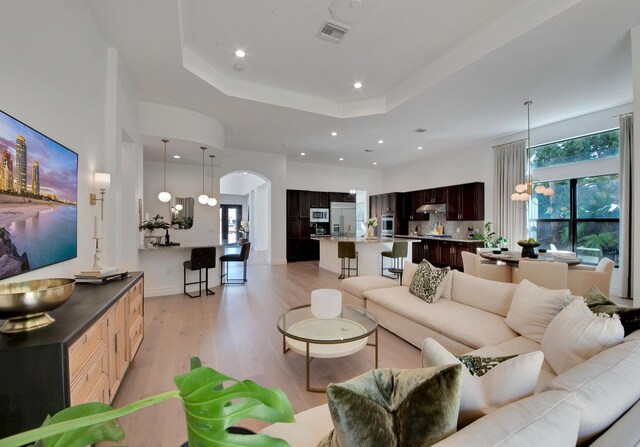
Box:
xmin=378 ymin=140 xmax=383 ymax=144
xmin=339 ymin=157 xmax=344 ymax=161
xmin=243 ymin=172 xmax=248 ymax=175
xmin=173 ymin=155 xmax=181 ymax=159
xmin=353 ymin=82 xmax=362 ymax=89
xmin=234 ymin=49 xmax=246 ymax=58
xmin=418 ymin=146 xmax=423 ymax=150
xmin=331 ymin=131 xmax=338 ymax=136
xmin=373 ymin=162 xmax=378 ymax=165
xmin=300 ymin=152 xmax=306 ymax=156
xmin=233 ymin=64 xmax=244 ymax=72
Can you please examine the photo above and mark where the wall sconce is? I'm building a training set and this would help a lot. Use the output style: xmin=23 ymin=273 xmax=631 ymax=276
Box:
xmin=90 ymin=172 xmax=110 ymax=220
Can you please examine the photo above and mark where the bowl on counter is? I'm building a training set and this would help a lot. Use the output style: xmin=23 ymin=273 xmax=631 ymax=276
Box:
xmin=0 ymin=278 xmax=75 ymax=334
xmin=517 ymin=241 xmax=540 ymax=258
xmin=492 ymin=250 xmax=502 ymax=255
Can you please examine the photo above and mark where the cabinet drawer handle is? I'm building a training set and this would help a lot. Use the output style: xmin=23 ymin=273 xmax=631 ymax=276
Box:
xmin=85 ymin=373 xmax=89 ymax=383
xmin=115 ymin=333 xmax=119 ymax=353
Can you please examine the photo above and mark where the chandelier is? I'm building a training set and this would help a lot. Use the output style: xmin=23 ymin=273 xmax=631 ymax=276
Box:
xmin=511 ymin=101 xmax=554 ymax=202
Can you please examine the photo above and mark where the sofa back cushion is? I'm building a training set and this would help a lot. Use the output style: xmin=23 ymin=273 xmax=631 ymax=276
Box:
xmin=450 ymin=270 xmax=517 ymax=317
xmin=432 ymin=390 xmax=580 ymax=447
xmin=542 ymin=337 xmax=640 ymax=444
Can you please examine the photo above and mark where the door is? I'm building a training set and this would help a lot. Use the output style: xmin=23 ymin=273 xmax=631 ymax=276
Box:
xmin=220 ymin=205 xmax=242 ymax=244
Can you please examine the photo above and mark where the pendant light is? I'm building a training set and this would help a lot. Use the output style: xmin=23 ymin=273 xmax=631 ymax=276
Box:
xmin=511 ymin=101 xmax=554 ymax=203
xmin=158 ymin=139 xmax=171 ymax=203
xmin=207 ymin=154 xmax=217 ymax=206
xmin=197 ymin=146 xmax=209 ymax=204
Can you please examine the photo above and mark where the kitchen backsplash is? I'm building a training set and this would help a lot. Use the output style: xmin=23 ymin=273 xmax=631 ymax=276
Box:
xmin=408 ymin=219 xmax=484 ymax=239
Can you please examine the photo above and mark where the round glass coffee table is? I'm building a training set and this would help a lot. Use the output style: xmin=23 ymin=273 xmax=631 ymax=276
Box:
xmin=277 ymin=304 xmax=379 ymax=392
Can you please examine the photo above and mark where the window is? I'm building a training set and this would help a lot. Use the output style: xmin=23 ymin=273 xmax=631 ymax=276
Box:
xmin=530 ymin=129 xmax=619 ymax=168
xmin=528 ymin=175 xmax=620 ymax=266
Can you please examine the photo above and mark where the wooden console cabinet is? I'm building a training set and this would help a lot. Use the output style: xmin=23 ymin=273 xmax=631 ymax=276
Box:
xmin=0 ymin=272 xmax=144 ymax=437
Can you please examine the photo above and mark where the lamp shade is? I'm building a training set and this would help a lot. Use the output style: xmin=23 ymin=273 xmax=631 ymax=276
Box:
xmin=207 ymin=197 xmax=217 ymax=207
xmin=95 ymin=172 xmax=111 ymax=190
xmin=158 ymin=191 xmax=171 ymax=202
xmin=198 ymin=194 xmax=209 ymax=204
xmin=175 ymin=203 xmax=183 ymax=211
xmin=311 ymin=289 xmax=342 ymax=319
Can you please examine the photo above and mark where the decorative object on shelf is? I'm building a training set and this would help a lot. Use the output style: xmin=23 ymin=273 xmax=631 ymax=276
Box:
xmin=366 ymin=216 xmax=378 ymax=238
xmin=208 ymin=154 xmax=218 ymax=207
xmin=473 ymin=221 xmax=507 ymax=248
xmin=0 ymin=278 xmax=75 ymax=333
xmin=311 ymin=289 xmax=342 ymax=319
xmin=0 ymin=357 xmax=294 ymax=447
xmin=139 ymin=214 xmax=170 ymax=248
xmin=198 ymin=146 xmax=209 ymax=204
xmin=511 ymin=101 xmax=554 ymax=204
xmin=517 ymin=238 xmax=541 ymax=258
xmin=92 ymin=215 xmax=103 ymax=269
xmin=158 ymin=139 xmax=171 ymax=203
xmin=89 ymin=172 xmax=110 ymax=220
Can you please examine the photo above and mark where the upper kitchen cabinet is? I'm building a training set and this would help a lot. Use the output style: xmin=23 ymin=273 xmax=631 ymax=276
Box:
xmin=411 ymin=190 xmax=429 ymax=221
xmin=446 ymin=182 xmax=484 ymax=221
xmin=330 ymin=192 xmax=356 ymax=203
xmin=424 ymin=187 xmax=446 ymax=204
xmin=286 ymin=190 xmax=310 ymax=217
xmin=309 ymin=191 xmax=329 ymax=208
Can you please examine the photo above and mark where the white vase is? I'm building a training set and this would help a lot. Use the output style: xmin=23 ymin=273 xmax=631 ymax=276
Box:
xmin=367 ymin=227 xmax=375 ymax=238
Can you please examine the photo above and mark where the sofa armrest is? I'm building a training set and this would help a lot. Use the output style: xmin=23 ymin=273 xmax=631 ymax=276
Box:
xmin=589 ymin=399 xmax=640 ymax=447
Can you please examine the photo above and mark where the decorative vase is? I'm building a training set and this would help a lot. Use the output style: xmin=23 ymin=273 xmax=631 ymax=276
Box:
xmin=367 ymin=227 xmax=375 ymax=238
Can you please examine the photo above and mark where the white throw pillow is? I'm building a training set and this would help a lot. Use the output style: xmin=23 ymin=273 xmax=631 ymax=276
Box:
xmin=542 ymin=298 xmax=624 ymax=375
xmin=421 ymin=338 xmax=543 ymax=427
xmin=505 ymin=279 xmax=572 ymax=342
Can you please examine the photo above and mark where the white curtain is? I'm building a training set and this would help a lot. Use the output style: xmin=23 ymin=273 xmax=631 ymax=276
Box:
xmin=619 ymin=115 xmax=633 ymax=298
xmin=493 ymin=140 xmax=527 ymax=249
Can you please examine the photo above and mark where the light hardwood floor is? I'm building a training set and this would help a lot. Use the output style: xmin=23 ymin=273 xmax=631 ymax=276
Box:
xmin=113 ymin=261 xmax=421 ymax=446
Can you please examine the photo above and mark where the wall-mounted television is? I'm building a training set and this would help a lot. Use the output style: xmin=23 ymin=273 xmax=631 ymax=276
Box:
xmin=0 ymin=109 xmax=78 ymax=281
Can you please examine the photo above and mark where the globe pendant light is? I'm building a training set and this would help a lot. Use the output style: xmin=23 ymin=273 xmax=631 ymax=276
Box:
xmin=158 ymin=139 xmax=171 ymax=203
xmin=208 ymin=154 xmax=217 ymax=207
xmin=198 ymin=146 xmax=209 ymax=204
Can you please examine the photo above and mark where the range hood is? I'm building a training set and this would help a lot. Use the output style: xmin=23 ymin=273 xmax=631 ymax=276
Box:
xmin=416 ymin=202 xmax=446 ymax=214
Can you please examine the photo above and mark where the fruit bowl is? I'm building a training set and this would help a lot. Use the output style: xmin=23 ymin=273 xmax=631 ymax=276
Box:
xmin=517 ymin=240 xmax=540 ymax=258
xmin=0 ymin=278 xmax=75 ymax=333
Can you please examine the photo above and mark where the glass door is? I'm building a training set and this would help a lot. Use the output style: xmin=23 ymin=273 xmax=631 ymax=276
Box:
xmin=220 ymin=205 xmax=242 ymax=244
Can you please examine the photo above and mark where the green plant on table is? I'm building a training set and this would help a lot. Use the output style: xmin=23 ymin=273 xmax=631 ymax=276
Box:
xmin=0 ymin=357 xmax=294 ymax=447
xmin=139 ymin=214 xmax=170 ymax=232
xmin=474 ymin=221 xmax=507 ymax=248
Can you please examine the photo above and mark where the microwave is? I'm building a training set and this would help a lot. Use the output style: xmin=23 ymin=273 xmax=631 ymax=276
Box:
xmin=310 ymin=208 xmax=329 ymax=222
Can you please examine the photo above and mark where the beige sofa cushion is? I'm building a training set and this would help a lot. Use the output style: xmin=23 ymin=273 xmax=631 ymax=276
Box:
xmin=542 ymin=338 xmax=640 ymax=444
xmin=363 ymin=286 xmax=518 ymax=349
xmin=450 ymin=270 xmax=517 ymax=317
xmin=341 ymin=275 xmax=398 ymax=300
xmin=432 ymin=390 xmax=580 ymax=447
xmin=259 ymin=404 xmax=332 ymax=447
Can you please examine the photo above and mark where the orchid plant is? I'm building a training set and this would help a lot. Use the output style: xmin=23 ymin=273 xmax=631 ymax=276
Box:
xmin=366 ymin=217 xmax=378 ymax=228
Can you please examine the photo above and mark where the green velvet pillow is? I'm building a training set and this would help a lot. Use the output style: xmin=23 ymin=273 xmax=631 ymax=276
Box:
xmin=409 ymin=260 xmax=450 ymax=303
xmin=584 ymin=285 xmax=640 ymax=336
xmin=318 ymin=365 xmax=462 ymax=447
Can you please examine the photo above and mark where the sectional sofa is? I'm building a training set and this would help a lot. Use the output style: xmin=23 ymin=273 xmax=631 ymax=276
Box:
xmin=261 ymin=262 xmax=640 ymax=446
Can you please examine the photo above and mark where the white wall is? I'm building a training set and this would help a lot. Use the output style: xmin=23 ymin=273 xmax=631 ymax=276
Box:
xmin=287 ymin=161 xmax=382 ymax=194
xmin=0 ymin=1 xmax=141 ymax=283
xmin=631 ymin=23 xmax=640 ymax=306
xmin=220 ymin=194 xmax=249 ymax=221
xmin=252 ymin=183 xmax=271 ymax=251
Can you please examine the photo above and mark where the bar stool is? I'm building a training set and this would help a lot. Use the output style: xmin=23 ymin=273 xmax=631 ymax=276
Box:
xmin=220 ymin=242 xmax=251 ymax=284
xmin=183 ymin=246 xmax=216 ymax=298
xmin=381 ymin=241 xmax=408 ymax=279
xmin=338 ymin=241 xmax=358 ymax=279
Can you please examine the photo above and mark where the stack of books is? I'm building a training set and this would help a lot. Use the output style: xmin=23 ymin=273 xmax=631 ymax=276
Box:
xmin=75 ymin=267 xmax=129 ymax=284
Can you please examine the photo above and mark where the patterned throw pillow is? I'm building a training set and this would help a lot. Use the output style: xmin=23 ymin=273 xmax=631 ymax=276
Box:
xmin=409 ymin=260 xmax=450 ymax=303
xmin=584 ymin=285 xmax=640 ymax=336
xmin=457 ymin=354 xmax=517 ymax=377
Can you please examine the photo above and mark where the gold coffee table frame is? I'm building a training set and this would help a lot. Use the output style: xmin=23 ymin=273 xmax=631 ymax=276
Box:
xmin=277 ymin=304 xmax=378 ymax=393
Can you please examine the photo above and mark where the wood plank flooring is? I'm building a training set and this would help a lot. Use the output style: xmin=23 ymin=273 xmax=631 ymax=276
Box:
xmin=113 ymin=261 xmax=421 ymax=446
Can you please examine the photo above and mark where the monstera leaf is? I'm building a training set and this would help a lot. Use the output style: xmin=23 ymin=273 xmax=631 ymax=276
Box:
xmin=175 ymin=363 xmax=295 ymax=447
xmin=0 ymin=358 xmax=294 ymax=447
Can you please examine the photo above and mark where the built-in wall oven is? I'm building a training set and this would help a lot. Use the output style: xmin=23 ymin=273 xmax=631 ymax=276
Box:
xmin=310 ymin=208 xmax=329 ymax=223
xmin=381 ymin=214 xmax=395 ymax=237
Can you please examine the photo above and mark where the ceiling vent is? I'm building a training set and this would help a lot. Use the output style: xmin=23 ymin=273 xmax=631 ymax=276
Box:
xmin=317 ymin=20 xmax=349 ymax=44
xmin=414 ymin=128 xmax=427 ymax=133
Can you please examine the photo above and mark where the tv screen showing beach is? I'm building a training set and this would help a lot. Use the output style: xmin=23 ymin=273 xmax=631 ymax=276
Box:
xmin=0 ymin=109 xmax=78 ymax=281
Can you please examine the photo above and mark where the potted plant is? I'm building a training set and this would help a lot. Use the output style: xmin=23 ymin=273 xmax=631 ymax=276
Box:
xmin=0 ymin=357 xmax=294 ymax=447
xmin=366 ymin=217 xmax=378 ymax=238
xmin=139 ymin=214 xmax=170 ymax=234
xmin=474 ymin=222 xmax=507 ymax=248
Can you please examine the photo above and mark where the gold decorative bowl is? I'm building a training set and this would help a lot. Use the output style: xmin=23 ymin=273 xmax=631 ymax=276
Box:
xmin=0 ymin=278 xmax=75 ymax=334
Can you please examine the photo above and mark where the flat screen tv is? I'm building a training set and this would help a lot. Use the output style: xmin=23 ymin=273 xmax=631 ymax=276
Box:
xmin=0 ymin=109 xmax=78 ymax=281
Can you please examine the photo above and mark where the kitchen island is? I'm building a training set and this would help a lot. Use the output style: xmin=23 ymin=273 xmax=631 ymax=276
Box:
xmin=315 ymin=236 xmax=420 ymax=276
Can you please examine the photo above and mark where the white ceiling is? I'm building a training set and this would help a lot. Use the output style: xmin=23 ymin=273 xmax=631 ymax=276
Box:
xmin=89 ymin=0 xmax=640 ymax=169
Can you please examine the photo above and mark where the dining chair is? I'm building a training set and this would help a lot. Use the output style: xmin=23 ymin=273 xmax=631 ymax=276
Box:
xmin=567 ymin=257 xmax=615 ymax=297
xmin=463 ymin=251 xmax=512 ymax=283
xmin=513 ymin=260 xmax=568 ymax=289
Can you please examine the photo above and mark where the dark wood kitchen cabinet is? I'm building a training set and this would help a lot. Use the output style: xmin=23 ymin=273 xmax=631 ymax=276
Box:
xmin=446 ymin=183 xmax=484 ymax=221
xmin=309 ymin=191 xmax=329 ymax=208
xmin=287 ymin=216 xmax=311 ymax=261
xmin=330 ymin=192 xmax=356 ymax=203
xmin=412 ymin=190 xmax=429 ymax=221
xmin=424 ymin=187 xmax=446 ymax=204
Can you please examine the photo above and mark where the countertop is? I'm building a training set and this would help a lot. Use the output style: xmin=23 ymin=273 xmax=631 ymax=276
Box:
xmin=312 ymin=236 xmax=421 ymax=243
xmin=395 ymin=234 xmax=484 ymax=244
